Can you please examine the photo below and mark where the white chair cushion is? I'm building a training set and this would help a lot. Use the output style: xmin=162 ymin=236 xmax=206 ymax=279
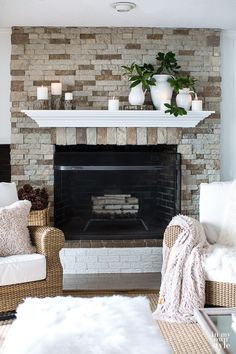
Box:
xmin=204 ymin=244 xmax=236 ymax=283
xmin=200 ymin=181 xmax=235 ymax=243
xmin=0 ymin=253 xmax=46 ymax=286
xmin=0 ymin=182 xmax=18 ymax=207
xmin=218 ymin=182 xmax=236 ymax=246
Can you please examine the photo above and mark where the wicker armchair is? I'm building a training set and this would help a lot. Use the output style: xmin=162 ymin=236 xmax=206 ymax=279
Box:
xmin=0 ymin=226 xmax=64 ymax=313
xmin=164 ymin=225 xmax=236 ymax=307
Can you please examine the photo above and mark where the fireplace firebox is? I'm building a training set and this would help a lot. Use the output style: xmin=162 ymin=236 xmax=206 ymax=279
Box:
xmin=54 ymin=145 xmax=181 ymax=240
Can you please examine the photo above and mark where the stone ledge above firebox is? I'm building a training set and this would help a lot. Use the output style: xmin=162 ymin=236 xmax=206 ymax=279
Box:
xmin=22 ymin=110 xmax=215 ymax=128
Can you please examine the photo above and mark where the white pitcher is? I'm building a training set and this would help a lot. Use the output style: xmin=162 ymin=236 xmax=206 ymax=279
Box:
xmin=128 ymin=83 xmax=145 ymax=106
xmin=176 ymin=88 xmax=193 ymax=111
xmin=150 ymin=74 xmax=173 ymax=110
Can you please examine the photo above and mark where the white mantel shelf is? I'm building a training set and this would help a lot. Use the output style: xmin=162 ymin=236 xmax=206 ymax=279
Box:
xmin=22 ymin=110 xmax=215 ymax=128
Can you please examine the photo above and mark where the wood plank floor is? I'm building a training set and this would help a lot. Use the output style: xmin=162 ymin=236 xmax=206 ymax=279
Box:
xmin=63 ymin=272 xmax=161 ymax=291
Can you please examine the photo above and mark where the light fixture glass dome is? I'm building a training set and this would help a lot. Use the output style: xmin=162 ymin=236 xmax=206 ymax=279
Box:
xmin=111 ymin=2 xmax=136 ymax=12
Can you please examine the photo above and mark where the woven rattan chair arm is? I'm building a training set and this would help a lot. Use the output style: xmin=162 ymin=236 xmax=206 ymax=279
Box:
xmin=29 ymin=226 xmax=65 ymax=257
xmin=163 ymin=225 xmax=182 ymax=248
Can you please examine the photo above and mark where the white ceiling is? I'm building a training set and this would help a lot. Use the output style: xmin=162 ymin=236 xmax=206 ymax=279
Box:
xmin=0 ymin=0 xmax=236 ymax=29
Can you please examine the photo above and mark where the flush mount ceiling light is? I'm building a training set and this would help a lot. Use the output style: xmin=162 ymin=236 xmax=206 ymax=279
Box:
xmin=111 ymin=2 xmax=136 ymax=12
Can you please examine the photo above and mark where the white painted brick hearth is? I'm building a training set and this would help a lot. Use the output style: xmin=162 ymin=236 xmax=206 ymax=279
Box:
xmin=60 ymin=247 xmax=162 ymax=274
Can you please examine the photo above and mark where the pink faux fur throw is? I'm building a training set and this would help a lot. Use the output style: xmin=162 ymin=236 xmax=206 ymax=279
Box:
xmin=153 ymin=215 xmax=209 ymax=323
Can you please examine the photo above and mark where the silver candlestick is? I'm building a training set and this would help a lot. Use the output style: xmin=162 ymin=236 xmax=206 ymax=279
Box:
xmin=51 ymin=95 xmax=61 ymax=110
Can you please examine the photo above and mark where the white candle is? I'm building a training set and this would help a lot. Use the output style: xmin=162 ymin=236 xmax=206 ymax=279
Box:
xmin=160 ymin=99 xmax=171 ymax=111
xmin=192 ymin=100 xmax=203 ymax=111
xmin=37 ymin=86 xmax=48 ymax=100
xmin=51 ymin=82 xmax=62 ymax=95
xmin=108 ymin=98 xmax=119 ymax=111
xmin=65 ymin=92 xmax=73 ymax=101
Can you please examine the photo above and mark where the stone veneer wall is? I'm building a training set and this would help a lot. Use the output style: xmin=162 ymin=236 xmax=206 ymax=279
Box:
xmin=10 ymin=27 xmax=221 ymax=219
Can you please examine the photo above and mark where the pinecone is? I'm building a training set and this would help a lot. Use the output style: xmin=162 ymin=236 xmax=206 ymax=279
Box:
xmin=23 ymin=184 xmax=33 ymax=193
xmin=18 ymin=184 xmax=49 ymax=210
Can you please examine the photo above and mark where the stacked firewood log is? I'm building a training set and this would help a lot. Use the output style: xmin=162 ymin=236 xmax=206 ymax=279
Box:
xmin=92 ymin=194 xmax=139 ymax=218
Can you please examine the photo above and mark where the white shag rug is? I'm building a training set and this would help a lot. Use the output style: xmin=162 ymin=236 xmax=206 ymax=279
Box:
xmin=2 ymin=296 xmax=171 ymax=354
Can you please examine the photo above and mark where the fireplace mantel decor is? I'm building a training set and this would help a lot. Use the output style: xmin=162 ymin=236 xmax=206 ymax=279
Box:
xmin=22 ymin=110 xmax=214 ymax=128
xmin=11 ymin=27 xmax=221 ymax=225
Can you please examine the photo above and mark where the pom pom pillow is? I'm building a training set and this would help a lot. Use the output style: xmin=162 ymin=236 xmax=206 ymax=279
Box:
xmin=0 ymin=200 xmax=35 ymax=256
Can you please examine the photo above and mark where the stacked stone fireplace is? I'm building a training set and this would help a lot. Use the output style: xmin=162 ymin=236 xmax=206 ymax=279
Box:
xmin=10 ymin=27 xmax=221 ymax=244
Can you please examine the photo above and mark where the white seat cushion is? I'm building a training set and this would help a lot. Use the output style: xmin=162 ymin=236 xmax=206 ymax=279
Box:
xmin=0 ymin=253 xmax=46 ymax=286
xmin=204 ymin=244 xmax=236 ymax=283
xmin=0 ymin=182 xmax=18 ymax=207
xmin=200 ymin=181 xmax=235 ymax=243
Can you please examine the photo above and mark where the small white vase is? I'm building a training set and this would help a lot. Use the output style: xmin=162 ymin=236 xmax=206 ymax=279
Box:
xmin=176 ymin=88 xmax=193 ymax=111
xmin=128 ymin=83 xmax=145 ymax=106
xmin=150 ymin=74 xmax=173 ymax=110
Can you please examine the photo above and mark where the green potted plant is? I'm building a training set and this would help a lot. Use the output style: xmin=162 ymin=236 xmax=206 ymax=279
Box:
xmin=155 ymin=51 xmax=181 ymax=75
xmin=168 ymin=75 xmax=197 ymax=110
xmin=150 ymin=51 xmax=181 ymax=109
xmin=122 ymin=63 xmax=155 ymax=105
xmin=168 ymin=75 xmax=196 ymax=93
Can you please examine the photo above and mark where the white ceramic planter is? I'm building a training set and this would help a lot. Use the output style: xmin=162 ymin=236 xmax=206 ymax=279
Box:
xmin=128 ymin=83 xmax=145 ymax=106
xmin=176 ymin=88 xmax=193 ymax=111
xmin=150 ymin=74 xmax=173 ymax=110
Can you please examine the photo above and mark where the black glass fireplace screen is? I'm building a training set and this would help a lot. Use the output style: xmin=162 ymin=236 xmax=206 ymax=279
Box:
xmin=54 ymin=145 xmax=181 ymax=240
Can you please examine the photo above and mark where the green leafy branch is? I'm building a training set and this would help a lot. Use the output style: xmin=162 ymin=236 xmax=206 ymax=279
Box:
xmin=122 ymin=63 xmax=155 ymax=90
xmin=168 ymin=75 xmax=197 ymax=93
xmin=164 ymin=103 xmax=187 ymax=117
xmin=156 ymin=51 xmax=181 ymax=75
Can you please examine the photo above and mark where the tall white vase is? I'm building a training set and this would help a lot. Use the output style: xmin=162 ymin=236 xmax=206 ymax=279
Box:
xmin=176 ymin=88 xmax=193 ymax=111
xmin=128 ymin=83 xmax=145 ymax=106
xmin=150 ymin=74 xmax=173 ymax=110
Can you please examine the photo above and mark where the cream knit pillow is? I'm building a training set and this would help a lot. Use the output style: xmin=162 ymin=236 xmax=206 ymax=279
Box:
xmin=0 ymin=200 xmax=35 ymax=256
